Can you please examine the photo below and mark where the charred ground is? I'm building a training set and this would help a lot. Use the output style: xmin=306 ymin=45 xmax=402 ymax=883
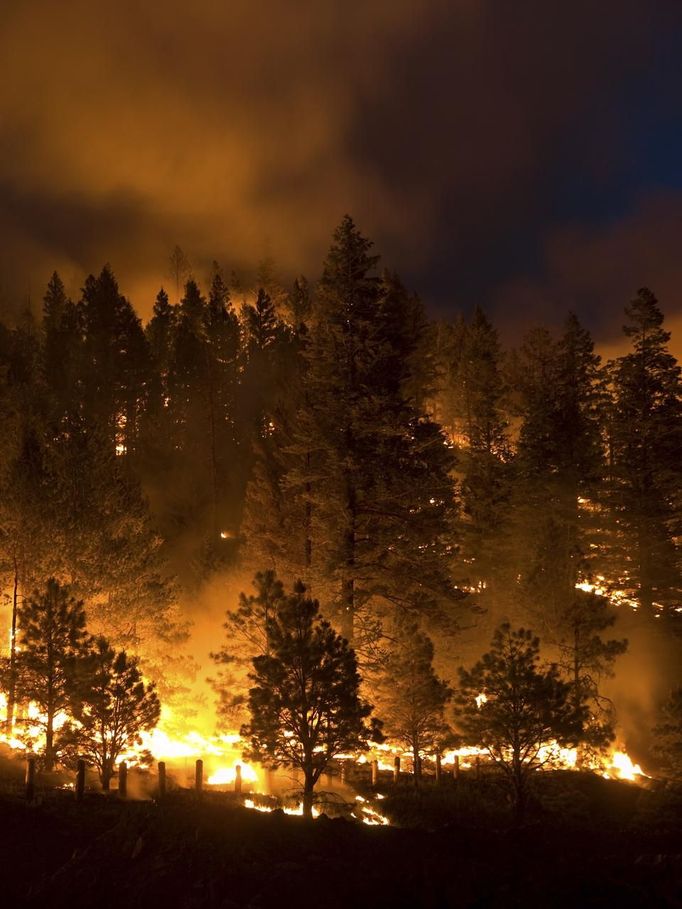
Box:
xmin=1 ymin=772 xmax=680 ymax=909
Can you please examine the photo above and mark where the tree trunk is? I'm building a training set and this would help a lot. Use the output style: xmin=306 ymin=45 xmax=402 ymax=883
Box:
xmin=511 ymin=753 xmax=526 ymax=825
xmin=101 ymin=761 xmax=112 ymax=793
xmin=340 ymin=578 xmax=354 ymax=643
xmin=513 ymin=782 xmax=527 ymax=826
xmin=302 ymin=771 xmax=315 ymax=819
xmin=45 ymin=708 xmax=55 ymax=772
xmin=5 ymin=557 xmax=19 ymax=733
xmin=304 ymin=456 xmax=312 ymax=572
xmin=573 ymin=624 xmax=585 ymax=769
xmin=206 ymin=352 xmax=219 ymax=538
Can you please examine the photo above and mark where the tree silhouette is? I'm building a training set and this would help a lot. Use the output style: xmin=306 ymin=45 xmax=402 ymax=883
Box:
xmin=653 ymin=688 xmax=682 ymax=781
xmin=61 ymin=637 xmax=160 ymax=791
xmin=455 ymin=624 xmax=587 ymax=821
xmin=241 ymin=576 xmax=380 ymax=817
xmin=376 ymin=620 xmax=451 ymax=783
xmin=556 ymin=591 xmax=627 ymax=755
xmin=13 ymin=579 xmax=90 ymax=770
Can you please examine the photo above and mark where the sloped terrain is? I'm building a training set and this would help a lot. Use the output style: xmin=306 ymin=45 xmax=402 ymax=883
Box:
xmin=0 ymin=776 xmax=679 ymax=909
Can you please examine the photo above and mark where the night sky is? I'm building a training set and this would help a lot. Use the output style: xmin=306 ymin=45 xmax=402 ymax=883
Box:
xmin=2 ymin=0 xmax=682 ymax=348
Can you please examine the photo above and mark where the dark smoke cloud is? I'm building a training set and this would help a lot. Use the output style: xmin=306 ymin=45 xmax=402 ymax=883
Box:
xmin=492 ymin=192 xmax=682 ymax=357
xmin=1 ymin=0 xmax=682 ymax=344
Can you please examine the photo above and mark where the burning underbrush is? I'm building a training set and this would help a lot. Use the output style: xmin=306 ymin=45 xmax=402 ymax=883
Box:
xmin=0 ymin=695 xmax=655 ymax=829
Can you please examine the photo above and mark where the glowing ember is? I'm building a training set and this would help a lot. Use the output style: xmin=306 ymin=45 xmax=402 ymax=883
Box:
xmin=241 ymin=794 xmax=389 ymax=825
xmin=243 ymin=797 xmax=320 ymax=818
xmin=354 ymin=795 xmax=390 ymax=826
xmin=575 ymin=576 xmax=639 ymax=610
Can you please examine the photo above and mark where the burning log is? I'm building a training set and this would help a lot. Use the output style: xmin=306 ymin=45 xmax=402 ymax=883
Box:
xmin=195 ymin=759 xmax=203 ymax=794
xmin=25 ymin=756 xmax=36 ymax=802
xmin=118 ymin=762 xmax=128 ymax=799
xmin=76 ymin=759 xmax=86 ymax=801
xmin=158 ymin=761 xmax=166 ymax=799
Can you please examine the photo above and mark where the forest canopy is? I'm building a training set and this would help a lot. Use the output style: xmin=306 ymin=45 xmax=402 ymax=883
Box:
xmin=0 ymin=216 xmax=679 ymax=782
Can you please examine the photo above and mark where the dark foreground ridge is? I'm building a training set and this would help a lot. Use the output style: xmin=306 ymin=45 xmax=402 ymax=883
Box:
xmin=1 ymin=775 xmax=680 ymax=909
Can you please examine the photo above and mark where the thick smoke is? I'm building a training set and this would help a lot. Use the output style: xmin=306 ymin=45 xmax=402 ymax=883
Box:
xmin=1 ymin=0 xmax=682 ymax=342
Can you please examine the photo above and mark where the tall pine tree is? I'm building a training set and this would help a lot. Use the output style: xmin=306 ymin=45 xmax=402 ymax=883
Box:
xmin=607 ymin=289 xmax=682 ymax=616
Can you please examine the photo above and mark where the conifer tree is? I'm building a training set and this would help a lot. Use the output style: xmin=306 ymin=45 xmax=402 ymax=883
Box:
xmin=375 ymin=620 xmax=451 ymax=782
xmin=139 ymin=288 xmax=178 ymax=491
xmin=41 ymin=272 xmax=82 ymax=424
xmin=239 ymin=286 xmax=312 ymax=582
xmin=555 ymin=591 xmax=627 ymax=753
xmin=240 ymin=287 xmax=292 ymax=437
xmin=14 ymin=579 xmax=90 ymax=769
xmin=151 ymin=273 xmax=244 ymax=577
xmin=607 ymin=288 xmax=682 ymax=615
xmin=241 ymin=576 xmax=379 ymax=818
xmin=42 ymin=422 xmax=184 ymax=685
xmin=303 ymin=217 xmax=460 ymax=643
xmin=204 ymin=267 xmax=241 ymax=534
xmin=509 ymin=316 xmax=605 ymax=626
xmin=164 ymin=280 xmax=214 ymax=563
xmin=146 ymin=288 xmax=177 ymax=390
xmin=0 ymin=424 xmax=53 ymax=732
xmin=434 ymin=314 xmax=467 ymax=439
xmin=240 ymin=412 xmax=310 ymax=581
xmin=255 ymin=256 xmax=289 ymax=317
xmin=440 ymin=307 xmax=511 ymax=590
xmin=653 ymin=688 xmax=682 ymax=781
xmin=61 ymin=636 xmax=161 ymax=790
xmin=168 ymin=245 xmax=191 ymax=303
xmin=209 ymin=570 xmax=286 ymax=728
xmin=287 ymin=275 xmax=313 ymax=327
xmin=455 ymin=624 xmax=587 ymax=820
xmin=79 ymin=266 xmax=150 ymax=456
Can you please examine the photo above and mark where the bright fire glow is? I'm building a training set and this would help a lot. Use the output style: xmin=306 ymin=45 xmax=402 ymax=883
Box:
xmin=207 ymin=763 xmax=258 ymax=786
xmin=604 ymin=750 xmax=647 ymax=781
xmin=537 ymin=741 xmax=577 ymax=768
xmin=0 ymin=691 xmax=651 ymax=794
xmin=243 ymin=797 xmax=320 ymax=818
xmin=441 ymin=745 xmax=487 ymax=770
xmin=575 ymin=575 xmax=639 ymax=610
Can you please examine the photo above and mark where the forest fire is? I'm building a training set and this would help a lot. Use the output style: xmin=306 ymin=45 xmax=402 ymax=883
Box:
xmin=0 ymin=664 xmax=656 ymax=797
xmin=2 ymin=2 xmax=682 ymax=904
